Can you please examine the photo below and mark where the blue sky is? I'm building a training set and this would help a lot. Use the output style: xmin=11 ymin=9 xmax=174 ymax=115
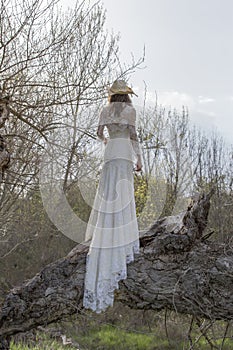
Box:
xmin=61 ymin=0 xmax=233 ymax=146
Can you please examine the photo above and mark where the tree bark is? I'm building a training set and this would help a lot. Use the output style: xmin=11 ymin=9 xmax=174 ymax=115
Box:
xmin=2 ymin=188 xmax=232 ymax=349
xmin=0 ymin=96 xmax=10 ymax=181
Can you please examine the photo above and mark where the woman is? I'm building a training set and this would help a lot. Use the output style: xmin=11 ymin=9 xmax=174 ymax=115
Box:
xmin=83 ymin=80 xmax=142 ymax=313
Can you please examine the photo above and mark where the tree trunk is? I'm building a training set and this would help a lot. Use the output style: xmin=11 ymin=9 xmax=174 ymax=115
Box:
xmin=0 ymin=96 xmax=10 ymax=181
xmin=2 ymin=188 xmax=232 ymax=349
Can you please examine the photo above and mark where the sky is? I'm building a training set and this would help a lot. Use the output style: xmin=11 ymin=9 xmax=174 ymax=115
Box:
xmin=61 ymin=0 xmax=233 ymax=146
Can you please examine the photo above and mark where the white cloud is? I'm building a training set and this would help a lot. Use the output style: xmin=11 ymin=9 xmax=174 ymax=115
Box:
xmin=198 ymin=96 xmax=215 ymax=104
xmin=196 ymin=109 xmax=217 ymax=117
xmin=159 ymin=91 xmax=195 ymax=109
xmin=140 ymin=90 xmax=196 ymax=112
xmin=134 ymin=88 xmax=233 ymax=145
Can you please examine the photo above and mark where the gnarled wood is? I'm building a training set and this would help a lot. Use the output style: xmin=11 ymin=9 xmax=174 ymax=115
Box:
xmin=2 ymin=189 xmax=231 ymax=350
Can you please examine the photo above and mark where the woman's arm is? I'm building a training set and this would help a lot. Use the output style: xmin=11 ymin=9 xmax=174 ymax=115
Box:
xmin=128 ymin=110 xmax=142 ymax=171
xmin=129 ymin=124 xmax=142 ymax=171
xmin=97 ymin=124 xmax=105 ymax=140
xmin=97 ymin=109 xmax=108 ymax=144
xmin=97 ymin=125 xmax=108 ymax=144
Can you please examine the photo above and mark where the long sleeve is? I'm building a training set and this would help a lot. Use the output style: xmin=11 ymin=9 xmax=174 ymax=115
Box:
xmin=96 ymin=108 xmax=105 ymax=141
xmin=128 ymin=108 xmax=142 ymax=157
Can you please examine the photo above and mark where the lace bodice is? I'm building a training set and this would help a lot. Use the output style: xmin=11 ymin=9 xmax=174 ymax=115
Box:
xmin=97 ymin=103 xmax=141 ymax=156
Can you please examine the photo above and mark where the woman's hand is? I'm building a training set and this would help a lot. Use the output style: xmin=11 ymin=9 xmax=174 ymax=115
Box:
xmin=135 ymin=158 xmax=142 ymax=172
xmin=103 ymin=137 xmax=108 ymax=145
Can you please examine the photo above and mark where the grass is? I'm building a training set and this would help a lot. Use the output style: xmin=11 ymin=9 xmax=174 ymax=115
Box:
xmin=10 ymin=327 xmax=233 ymax=350
xmin=78 ymin=324 xmax=168 ymax=350
xmin=10 ymin=341 xmax=75 ymax=350
xmin=10 ymin=331 xmax=77 ymax=350
xmin=10 ymin=325 xmax=173 ymax=350
xmin=9 ymin=314 xmax=233 ymax=350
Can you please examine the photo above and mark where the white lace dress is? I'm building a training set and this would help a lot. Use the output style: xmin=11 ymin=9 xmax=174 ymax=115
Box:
xmin=83 ymin=102 xmax=141 ymax=313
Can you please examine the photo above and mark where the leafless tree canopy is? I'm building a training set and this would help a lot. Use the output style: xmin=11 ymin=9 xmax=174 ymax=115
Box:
xmin=0 ymin=0 xmax=144 ymax=224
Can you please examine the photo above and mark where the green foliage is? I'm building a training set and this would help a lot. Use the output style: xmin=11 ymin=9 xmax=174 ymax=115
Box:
xmin=134 ymin=173 xmax=149 ymax=217
xmin=0 ymin=186 xmax=77 ymax=292
xmin=66 ymin=182 xmax=93 ymax=223
xmin=79 ymin=324 xmax=162 ymax=350
xmin=10 ymin=322 xmax=233 ymax=350
xmin=134 ymin=173 xmax=170 ymax=230
xmin=10 ymin=339 xmax=75 ymax=350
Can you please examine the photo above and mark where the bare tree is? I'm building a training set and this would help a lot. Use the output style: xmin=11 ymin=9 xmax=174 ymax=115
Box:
xmin=0 ymin=0 xmax=144 ymax=244
xmin=0 ymin=96 xmax=10 ymax=180
xmin=136 ymin=92 xmax=232 ymax=232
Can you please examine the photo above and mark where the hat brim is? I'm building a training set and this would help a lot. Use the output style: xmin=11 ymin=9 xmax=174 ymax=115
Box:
xmin=108 ymin=87 xmax=138 ymax=97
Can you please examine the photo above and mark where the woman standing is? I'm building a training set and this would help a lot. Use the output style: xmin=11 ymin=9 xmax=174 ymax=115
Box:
xmin=83 ymin=80 xmax=142 ymax=313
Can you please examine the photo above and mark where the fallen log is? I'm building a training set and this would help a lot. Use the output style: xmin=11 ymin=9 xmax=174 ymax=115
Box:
xmin=2 ymin=188 xmax=231 ymax=349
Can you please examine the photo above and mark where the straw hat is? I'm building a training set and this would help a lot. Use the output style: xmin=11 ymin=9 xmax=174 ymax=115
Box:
xmin=108 ymin=80 xmax=138 ymax=97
